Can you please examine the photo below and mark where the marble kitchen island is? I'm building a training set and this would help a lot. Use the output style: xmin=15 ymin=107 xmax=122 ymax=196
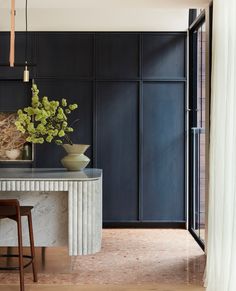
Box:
xmin=0 ymin=168 xmax=102 ymax=256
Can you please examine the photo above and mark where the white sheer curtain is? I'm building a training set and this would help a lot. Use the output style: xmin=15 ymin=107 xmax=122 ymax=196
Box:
xmin=205 ymin=0 xmax=236 ymax=290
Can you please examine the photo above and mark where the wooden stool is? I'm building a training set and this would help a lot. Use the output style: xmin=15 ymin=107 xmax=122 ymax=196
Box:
xmin=0 ymin=199 xmax=37 ymax=291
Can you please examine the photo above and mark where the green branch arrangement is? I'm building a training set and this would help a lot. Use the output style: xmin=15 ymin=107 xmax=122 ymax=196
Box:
xmin=15 ymin=84 xmax=78 ymax=145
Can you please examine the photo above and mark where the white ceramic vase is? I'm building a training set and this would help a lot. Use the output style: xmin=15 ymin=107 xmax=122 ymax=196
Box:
xmin=61 ymin=144 xmax=90 ymax=171
xmin=5 ymin=149 xmax=21 ymax=160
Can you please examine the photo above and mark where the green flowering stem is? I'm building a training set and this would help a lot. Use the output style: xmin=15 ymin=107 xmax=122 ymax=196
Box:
xmin=64 ymin=134 xmax=73 ymax=145
xmin=15 ymin=84 xmax=79 ymax=145
xmin=69 ymin=118 xmax=80 ymax=128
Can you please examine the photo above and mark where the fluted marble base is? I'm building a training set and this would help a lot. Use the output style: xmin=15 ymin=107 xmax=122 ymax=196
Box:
xmin=0 ymin=168 xmax=102 ymax=256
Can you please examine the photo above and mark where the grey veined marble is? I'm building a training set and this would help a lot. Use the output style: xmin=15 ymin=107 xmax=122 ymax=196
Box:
xmin=0 ymin=168 xmax=103 ymax=256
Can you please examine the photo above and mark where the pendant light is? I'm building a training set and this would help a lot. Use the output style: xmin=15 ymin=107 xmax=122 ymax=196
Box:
xmin=9 ymin=0 xmax=15 ymax=67
xmin=23 ymin=0 xmax=29 ymax=82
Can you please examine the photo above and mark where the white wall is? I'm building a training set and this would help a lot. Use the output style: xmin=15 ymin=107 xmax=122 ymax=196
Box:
xmin=0 ymin=0 xmax=210 ymax=31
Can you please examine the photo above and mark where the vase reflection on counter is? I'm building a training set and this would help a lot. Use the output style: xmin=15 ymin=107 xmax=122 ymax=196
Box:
xmin=61 ymin=144 xmax=90 ymax=171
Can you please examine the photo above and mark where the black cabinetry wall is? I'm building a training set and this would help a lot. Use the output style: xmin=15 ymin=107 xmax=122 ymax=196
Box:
xmin=0 ymin=32 xmax=186 ymax=226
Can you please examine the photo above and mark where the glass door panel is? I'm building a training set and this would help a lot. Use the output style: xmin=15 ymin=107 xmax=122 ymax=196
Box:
xmin=189 ymin=15 xmax=206 ymax=248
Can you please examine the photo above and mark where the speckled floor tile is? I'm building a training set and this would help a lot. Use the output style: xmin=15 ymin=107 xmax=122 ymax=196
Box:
xmin=0 ymin=229 xmax=205 ymax=287
xmin=0 ymin=284 xmax=205 ymax=291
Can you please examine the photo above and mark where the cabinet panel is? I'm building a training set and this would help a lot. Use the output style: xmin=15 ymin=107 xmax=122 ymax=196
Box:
xmin=96 ymin=34 xmax=139 ymax=79
xmin=142 ymin=82 xmax=185 ymax=221
xmin=36 ymin=33 xmax=93 ymax=78
xmin=96 ymin=82 xmax=139 ymax=221
xmin=0 ymin=81 xmax=31 ymax=111
xmin=143 ymin=33 xmax=186 ymax=79
xmin=35 ymin=80 xmax=93 ymax=168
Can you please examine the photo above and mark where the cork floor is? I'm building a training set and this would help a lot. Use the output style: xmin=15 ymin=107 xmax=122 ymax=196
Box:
xmin=0 ymin=229 xmax=206 ymax=291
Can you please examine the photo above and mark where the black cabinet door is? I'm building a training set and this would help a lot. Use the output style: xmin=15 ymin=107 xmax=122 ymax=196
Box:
xmin=36 ymin=33 xmax=93 ymax=78
xmin=142 ymin=82 xmax=185 ymax=221
xmin=96 ymin=33 xmax=139 ymax=79
xmin=0 ymin=81 xmax=31 ymax=111
xmin=142 ymin=33 xmax=186 ymax=79
xmin=35 ymin=80 xmax=93 ymax=168
xmin=96 ymin=82 xmax=139 ymax=221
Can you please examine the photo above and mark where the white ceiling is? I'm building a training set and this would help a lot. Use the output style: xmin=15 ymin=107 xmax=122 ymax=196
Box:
xmin=0 ymin=0 xmax=210 ymax=9
xmin=0 ymin=0 xmax=210 ymax=31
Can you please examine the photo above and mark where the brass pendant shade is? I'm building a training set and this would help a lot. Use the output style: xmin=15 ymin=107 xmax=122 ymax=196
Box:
xmin=23 ymin=63 xmax=29 ymax=82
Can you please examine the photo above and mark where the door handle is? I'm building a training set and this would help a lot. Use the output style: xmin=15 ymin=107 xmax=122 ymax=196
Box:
xmin=186 ymin=108 xmax=200 ymax=112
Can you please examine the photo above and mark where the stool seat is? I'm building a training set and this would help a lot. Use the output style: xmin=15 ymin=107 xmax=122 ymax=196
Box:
xmin=0 ymin=206 xmax=33 ymax=219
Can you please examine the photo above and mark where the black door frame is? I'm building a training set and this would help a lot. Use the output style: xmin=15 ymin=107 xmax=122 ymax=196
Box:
xmin=188 ymin=10 xmax=206 ymax=251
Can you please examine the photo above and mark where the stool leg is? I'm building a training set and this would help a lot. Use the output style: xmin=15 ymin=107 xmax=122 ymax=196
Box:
xmin=28 ymin=212 xmax=38 ymax=282
xmin=6 ymin=246 xmax=12 ymax=266
xmin=41 ymin=247 xmax=46 ymax=268
xmin=17 ymin=216 xmax=24 ymax=291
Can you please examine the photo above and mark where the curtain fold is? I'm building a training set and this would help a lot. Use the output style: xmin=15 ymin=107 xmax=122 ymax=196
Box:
xmin=205 ymin=0 xmax=236 ymax=290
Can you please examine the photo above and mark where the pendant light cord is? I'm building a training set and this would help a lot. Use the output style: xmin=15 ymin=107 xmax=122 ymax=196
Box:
xmin=25 ymin=0 xmax=28 ymax=64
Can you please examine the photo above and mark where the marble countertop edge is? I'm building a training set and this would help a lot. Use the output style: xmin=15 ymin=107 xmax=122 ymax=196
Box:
xmin=0 ymin=168 xmax=102 ymax=181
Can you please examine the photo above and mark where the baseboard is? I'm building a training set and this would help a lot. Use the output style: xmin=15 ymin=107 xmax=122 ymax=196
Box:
xmin=103 ymin=221 xmax=186 ymax=229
